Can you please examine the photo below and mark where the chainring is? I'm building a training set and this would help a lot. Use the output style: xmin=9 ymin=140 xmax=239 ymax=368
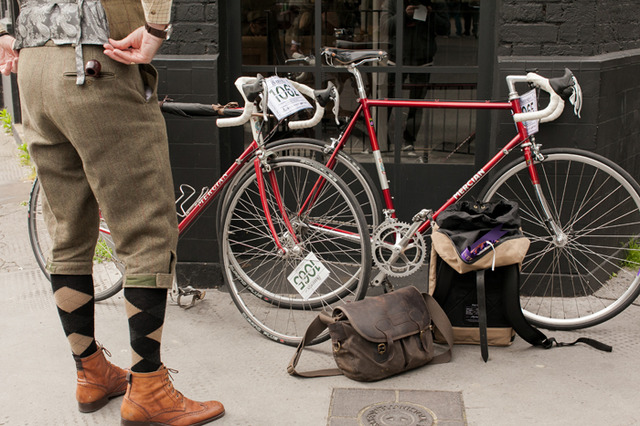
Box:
xmin=372 ymin=220 xmax=427 ymax=277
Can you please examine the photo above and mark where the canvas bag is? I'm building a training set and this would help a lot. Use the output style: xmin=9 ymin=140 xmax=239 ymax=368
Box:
xmin=288 ymin=286 xmax=454 ymax=382
xmin=432 ymin=258 xmax=517 ymax=347
xmin=429 ymin=200 xmax=529 ymax=357
xmin=429 ymin=199 xmax=530 ymax=288
xmin=430 ymin=200 xmax=611 ymax=360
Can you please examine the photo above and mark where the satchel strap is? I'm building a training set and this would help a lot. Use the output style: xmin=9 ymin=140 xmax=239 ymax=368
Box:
xmin=288 ymin=293 xmax=454 ymax=378
xmin=476 ymin=270 xmax=489 ymax=362
xmin=423 ymin=293 xmax=454 ymax=365
xmin=502 ymin=267 xmax=612 ymax=352
xmin=287 ymin=312 xmax=342 ymax=378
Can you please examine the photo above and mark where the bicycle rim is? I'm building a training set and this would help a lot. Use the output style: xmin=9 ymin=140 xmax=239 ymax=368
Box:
xmin=481 ymin=149 xmax=640 ymax=329
xmin=27 ymin=179 xmax=50 ymax=279
xmin=28 ymin=178 xmax=124 ymax=301
xmin=221 ymin=157 xmax=371 ymax=346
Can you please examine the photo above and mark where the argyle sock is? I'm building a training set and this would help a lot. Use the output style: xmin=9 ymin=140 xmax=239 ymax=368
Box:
xmin=50 ymin=274 xmax=98 ymax=358
xmin=124 ymin=287 xmax=168 ymax=373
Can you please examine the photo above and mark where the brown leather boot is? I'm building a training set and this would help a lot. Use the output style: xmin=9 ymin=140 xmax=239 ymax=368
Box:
xmin=74 ymin=346 xmax=128 ymax=413
xmin=120 ymin=365 xmax=225 ymax=426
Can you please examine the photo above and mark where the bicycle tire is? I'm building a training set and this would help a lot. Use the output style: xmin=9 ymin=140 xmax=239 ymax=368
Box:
xmin=28 ymin=178 xmax=124 ymax=301
xmin=480 ymin=148 xmax=640 ymax=330
xmin=221 ymin=157 xmax=371 ymax=346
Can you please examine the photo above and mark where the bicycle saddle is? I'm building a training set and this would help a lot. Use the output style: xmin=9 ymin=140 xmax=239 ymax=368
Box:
xmin=322 ymin=47 xmax=388 ymax=65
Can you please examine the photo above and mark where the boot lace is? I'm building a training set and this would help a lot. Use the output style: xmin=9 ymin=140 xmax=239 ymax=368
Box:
xmin=101 ymin=346 xmax=113 ymax=358
xmin=164 ymin=367 xmax=185 ymax=401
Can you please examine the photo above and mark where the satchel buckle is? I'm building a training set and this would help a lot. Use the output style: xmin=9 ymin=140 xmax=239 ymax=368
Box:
xmin=333 ymin=342 xmax=341 ymax=352
xmin=420 ymin=324 xmax=434 ymax=338
xmin=423 ymin=324 xmax=434 ymax=333
xmin=378 ymin=343 xmax=387 ymax=355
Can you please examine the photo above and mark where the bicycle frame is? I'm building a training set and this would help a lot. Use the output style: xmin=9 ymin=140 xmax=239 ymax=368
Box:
xmin=326 ymin=73 xmax=537 ymax=236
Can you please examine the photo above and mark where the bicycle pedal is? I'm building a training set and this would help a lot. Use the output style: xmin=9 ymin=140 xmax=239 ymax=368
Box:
xmin=176 ymin=286 xmax=206 ymax=309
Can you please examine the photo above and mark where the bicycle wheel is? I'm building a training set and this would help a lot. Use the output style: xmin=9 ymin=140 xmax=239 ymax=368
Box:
xmin=28 ymin=178 xmax=124 ymax=301
xmin=221 ymin=157 xmax=371 ymax=346
xmin=480 ymin=148 xmax=640 ymax=329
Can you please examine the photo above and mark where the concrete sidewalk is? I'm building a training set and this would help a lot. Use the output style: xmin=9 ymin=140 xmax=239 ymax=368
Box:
xmin=1 ymin=130 xmax=639 ymax=426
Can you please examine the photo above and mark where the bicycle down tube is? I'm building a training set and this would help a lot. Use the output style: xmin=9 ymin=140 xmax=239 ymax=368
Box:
xmin=177 ymin=125 xmax=312 ymax=257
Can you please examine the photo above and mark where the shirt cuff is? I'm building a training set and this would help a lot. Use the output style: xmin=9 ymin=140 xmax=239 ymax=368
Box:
xmin=141 ymin=0 xmax=172 ymax=25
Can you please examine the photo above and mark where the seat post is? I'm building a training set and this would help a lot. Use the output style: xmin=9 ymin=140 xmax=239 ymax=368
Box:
xmin=348 ymin=65 xmax=368 ymax=100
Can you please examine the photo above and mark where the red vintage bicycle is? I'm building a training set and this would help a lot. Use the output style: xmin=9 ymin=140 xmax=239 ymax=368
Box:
xmin=246 ymin=47 xmax=640 ymax=336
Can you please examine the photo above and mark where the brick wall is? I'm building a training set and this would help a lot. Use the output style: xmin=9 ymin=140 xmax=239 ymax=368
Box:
xmin=498 ymin=0 xmax=640 ymax=57
xmin=160 ymin=0 xmax=219 ymax=56
xmin=495 ymin=52 xmax=640 ymax=181
xmin=153 ymin=0 xmax=223 ymax=286
xmin=494 ymin=1 xmax=640 ymax=183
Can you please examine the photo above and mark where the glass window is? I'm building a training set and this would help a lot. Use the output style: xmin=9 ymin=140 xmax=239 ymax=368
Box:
xmin=239 ymin=0 xmax=482 ymax=165
xmin=241 ymin=1 xmax=316 ymax=65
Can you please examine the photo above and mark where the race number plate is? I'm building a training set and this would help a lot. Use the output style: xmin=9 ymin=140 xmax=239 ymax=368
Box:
xmin=287 ymin=252 xmax=330 ymax=300
xmin=265 ymin=76 xmax=312 ymax=120
xmin=519 ymin=89 xmax=539 ymax=135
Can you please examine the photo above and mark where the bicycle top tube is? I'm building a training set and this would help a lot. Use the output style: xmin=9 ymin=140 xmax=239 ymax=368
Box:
xmin=364 ymin=98 xmax=513 ymax=111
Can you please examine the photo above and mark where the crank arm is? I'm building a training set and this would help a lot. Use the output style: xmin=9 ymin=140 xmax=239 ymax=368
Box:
xmin=371 ymin=269 xmax=388 ymax=288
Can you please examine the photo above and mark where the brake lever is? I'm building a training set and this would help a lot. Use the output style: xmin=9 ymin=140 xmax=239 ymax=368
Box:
xmin=569 ymin=76 xmax=583 ymax=118
xmin=331 ymin=85 xmax=341 ymax=125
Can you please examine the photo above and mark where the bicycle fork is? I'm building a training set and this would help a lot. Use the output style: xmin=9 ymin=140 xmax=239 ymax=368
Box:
xmin=253 ymin=155 xmax=302 ymax=256
xmin=525 ymin=141 xmax=568 ymax=247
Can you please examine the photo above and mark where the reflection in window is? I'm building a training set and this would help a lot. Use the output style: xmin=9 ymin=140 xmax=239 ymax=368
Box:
xmin=318 ymin=0 xmax=478 ymax=65
xmin=240 ymin=0 xmax=481 ymax=165
xmin=241 ymin=1 xmax=316 ymax=65
xmin=394 ymin=75 xmax=478 ymax=164
xmin=325 ymin=74 xmax=477 ymax=166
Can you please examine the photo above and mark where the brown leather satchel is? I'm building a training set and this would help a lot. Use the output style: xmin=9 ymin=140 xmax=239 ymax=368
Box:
xmin=288 ymin=286 xmax=454 ymax=382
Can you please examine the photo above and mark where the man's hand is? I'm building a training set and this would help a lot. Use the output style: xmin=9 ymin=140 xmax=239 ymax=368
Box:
xmin=405 ymin=4 xmax=418 ymax=17
xmin=103 ymin=25 xmax=164 ymax=65
xmin=0 ymin=36 xmax=19 ymax=75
